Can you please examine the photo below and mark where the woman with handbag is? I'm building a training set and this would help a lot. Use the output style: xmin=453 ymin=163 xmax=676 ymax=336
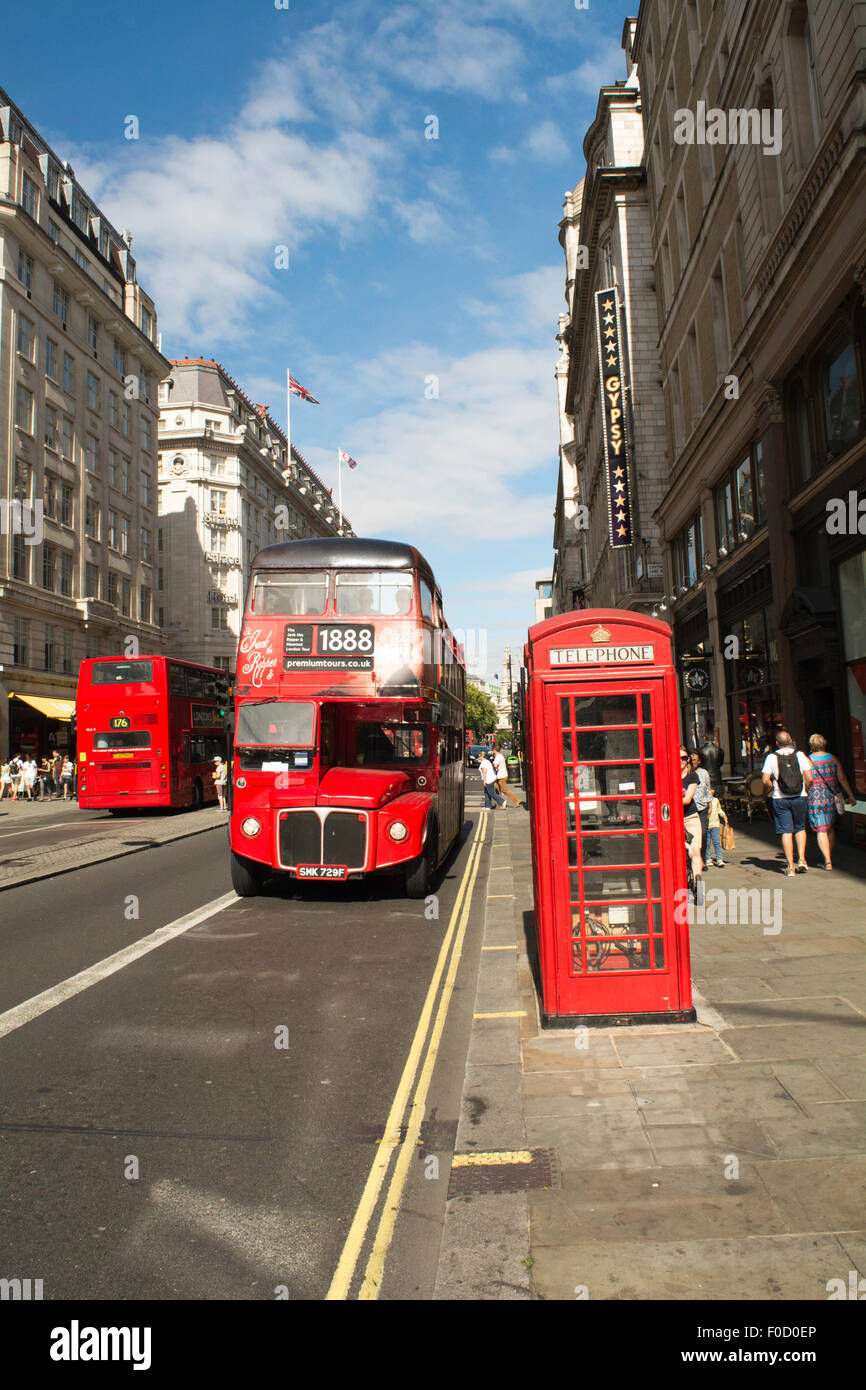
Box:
xmin=807 ymin=734 xmax=856 ymax=869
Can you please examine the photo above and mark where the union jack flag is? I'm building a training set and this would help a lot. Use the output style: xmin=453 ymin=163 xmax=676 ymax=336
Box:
xmin=338 ymin=449 xmax=358 ymax=470
xmin=288 ymin=375 xmax=319 ymax=404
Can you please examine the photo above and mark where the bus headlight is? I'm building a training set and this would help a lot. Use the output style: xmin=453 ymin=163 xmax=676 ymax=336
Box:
xmin=241 ymin=817 xmax=261 ymax=838
xmin=387 ymin=820 xmax=408 ymax=842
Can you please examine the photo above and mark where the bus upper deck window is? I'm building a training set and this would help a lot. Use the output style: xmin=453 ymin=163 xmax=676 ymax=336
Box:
xmin=254 ymin=572 xmax=328 ymax=615
xmin=336 ymin=571 xmax=414 ymax=616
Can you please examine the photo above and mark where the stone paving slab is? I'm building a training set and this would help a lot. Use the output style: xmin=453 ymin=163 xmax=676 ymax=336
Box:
xmin=530 ymin=1233 xmax=853 ymax=1301
xmin=532 ymin=1163 xmax=787 ymax=1245
xmin=754 ymin=1155 xmax=866 ymax=1232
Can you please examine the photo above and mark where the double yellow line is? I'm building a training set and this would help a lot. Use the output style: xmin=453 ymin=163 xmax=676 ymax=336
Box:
xmin=326 ymin=817 xmax=487 ymax=1300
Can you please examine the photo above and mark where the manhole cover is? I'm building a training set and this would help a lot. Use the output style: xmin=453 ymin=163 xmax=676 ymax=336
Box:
xmin=447 ymin=1147 xmax=559 ymax=1196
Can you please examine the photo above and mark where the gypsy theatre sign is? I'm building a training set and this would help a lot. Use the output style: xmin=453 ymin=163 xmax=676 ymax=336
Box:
xmin=594 ymin=288 xmax=633 ymax=550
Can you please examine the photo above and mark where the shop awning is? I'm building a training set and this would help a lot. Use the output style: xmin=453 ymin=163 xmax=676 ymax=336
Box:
xmin=10 ymin=693 xmax=75 ymax=721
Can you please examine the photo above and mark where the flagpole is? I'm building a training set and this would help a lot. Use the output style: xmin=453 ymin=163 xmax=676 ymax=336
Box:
xmin=286 ymin=368 xmax=291 ymax=471
xmin=338 ymin=449 xmax=343 ymax=534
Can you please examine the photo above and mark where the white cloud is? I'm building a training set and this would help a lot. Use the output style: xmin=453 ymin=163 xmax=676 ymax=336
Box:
xmin=462 ymin=265 xmax=564 ymax=342
xmin=544 ymin=41 xmax=626 ymax=98
xmin=376 ymin=7 xmax=526 ymax=97
xmin=491 ymin=119 xmax=571 ymax=165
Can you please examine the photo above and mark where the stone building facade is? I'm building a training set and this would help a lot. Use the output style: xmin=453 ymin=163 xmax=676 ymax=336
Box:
xmin=633 ymin=0 xmax=866 ymax=832
xmin=0 ymin=88 xmax=167 ymax=756
xmin=157 ymin=359 xmax=351 ymax=674
xmin=553 ymin=20 xmax=667 ymax=617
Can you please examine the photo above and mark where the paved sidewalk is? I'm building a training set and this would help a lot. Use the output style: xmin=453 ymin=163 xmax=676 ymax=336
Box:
xmin=0 ymin=800 xmax=227 ymax=891
xmin=436 ymin=795 xmax=866 ymax=1301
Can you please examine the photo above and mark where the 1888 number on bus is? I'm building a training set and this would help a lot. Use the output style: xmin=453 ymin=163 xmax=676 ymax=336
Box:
xmin=316 ymin=626 xmax=374 ymax=654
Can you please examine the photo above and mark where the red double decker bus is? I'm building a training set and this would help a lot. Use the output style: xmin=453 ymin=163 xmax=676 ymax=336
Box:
xmin=229 ymin=538 xmax=465 ymax=897
xmin=76 ymin=655 xmax=229 ymax=811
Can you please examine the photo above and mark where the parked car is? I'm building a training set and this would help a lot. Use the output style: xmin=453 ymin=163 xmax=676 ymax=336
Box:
xmin=465 ymin=744 xmax=490 ymax=768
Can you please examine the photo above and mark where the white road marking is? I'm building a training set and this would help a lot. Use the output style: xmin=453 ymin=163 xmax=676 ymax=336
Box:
xmin=0 ymin=892 xmax=238 ymax=1040
xmin=0 ymin=818 xmax=148 ymax=840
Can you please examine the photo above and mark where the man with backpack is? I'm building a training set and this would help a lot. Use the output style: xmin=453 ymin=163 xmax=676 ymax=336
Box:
xmin=762 ymin=731 xmax=813 ymax=876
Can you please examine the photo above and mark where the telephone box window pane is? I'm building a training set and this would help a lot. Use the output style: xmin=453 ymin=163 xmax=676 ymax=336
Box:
xmin=578 ymin=797 xmax=644 ymax=830
xmin=567 ymin=835 xmax=578 ymax=865
xmin=576 ymin=869 xmax=648 ymax=900
xmin=580 ymin=833 xmax=646 ymax=865
xmin=580 ymin=763 xmax=644 ymax=797
xmin=641 ymin=694 xmax=651 ymax=723
xmin=571 ymin=694 xmax=638 ymax=726
xmin=562 ymin=731 xmax=572 ymax=762
xmin=654 ymin=939 xmax=666 ymax=968
xmin=642 ymin=729 xmax=654 ymax=761
xmin=564 ymin=767 xmax=574 ymax=798
xmin=574 ymin=903 xmax=660 ymax=936
xmin=576 ymin=730 xmax=641 ymax=762
xmin=560 ymin=697 xmax=571 ymax=727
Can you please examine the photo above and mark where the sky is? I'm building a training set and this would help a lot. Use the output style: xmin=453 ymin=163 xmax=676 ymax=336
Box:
xmin=6 ymin=0 xmax=634 ymax=682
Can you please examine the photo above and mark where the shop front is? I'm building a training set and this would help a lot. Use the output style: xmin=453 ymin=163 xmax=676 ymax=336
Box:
xmin=7 ymin=693 xmax=75 ymax=759
xmin=838 ymin=547 xmax=866 ymax=847
xmin=718 ymin=558 xmax=782 ymax=774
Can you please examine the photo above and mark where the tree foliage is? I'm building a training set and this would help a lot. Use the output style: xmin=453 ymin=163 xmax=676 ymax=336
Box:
xmin=466 ymin=682 xmax=498 ymax=739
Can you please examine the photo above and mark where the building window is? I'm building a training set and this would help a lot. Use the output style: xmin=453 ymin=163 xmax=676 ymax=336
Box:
xmin=71 ymin=194 xmax=89 ymax=232
xmin=85 ymin=434 xmax=99 ymax=473
xmin=107 ymin=511 xmax=118 ymax=550
xmin=158 ymin=567 xmax=164 ymax=590
xmin=141 ymin=470 xmax=152 ymax=507
xmin=14 ymin=384 xmax=33 ymax=433
xmin=13 ymin=617 xmax=30 ymax=666
xmin=715 ymin=445 xmax=767 ymax=555
xmin=108 ymin=450 xmax=118 ymax=488
xmin=108 ymin=571 xmax=119 ymax=607
xmin=61 ymin=483 xmax=74 ymax=527
xmin=46 ymin=339 xmax=58 ymax=382
xmin=17 ymin=246 xmax=33 ymax=290
xmin=61 ymin=352 xmax=74 ymax=394
xmin=120 ymin=578 xmax=131 ymax=616
xmin=157 ymin=527 xmax=163 ymax=552
xmin=86 ymin=497 xmax=100 ymax=538
xmin=109 ymin=391 xmax=118 ymax=428
xmin=42 ymin=543 xmax=56 ymax=591
xmin=211 ymin=608 xmax=230 ymax=631
xmin=17 ymin=314 xmax=36 ymax=361
xmin=141 ymin=307 xmax=152 ymax=340
xmin=141 ymin=528 xmax=151 ymax=563
xmin=158 ymin=608 xmax=165 ymax=628
xmin=43 ymin=473 xmax=57 ymax=519
xmin=13 ymin=533 xmax=28 ymax=581
xmin=74 ymin=249 xmax=89 ymax=273
xmin=21 ymin=172 xmax=38 ymax=218
xmin=60 ymin=551 xmax=73 ymax=596
xmin=86 ymin=370 xmax=100 ymax=411
xmin=48 ymin=220 xmax=60 ymax=244
xmin=120 ymin=517 xmax=130 ymax=555
xmin=120 ymin=457 xmax=130 ymax=496
xmin=672 ymin=512 xmax=703 ymax=592
xmin=210 ymin=489 xmax=227 ymax=515
xmin=209 ymin=529 xmax=226 ymax=553
xmin=140 ymin=415 xmax=151 ymax=451
xmin=823 ymin=336 xmax=861 ymax=459
xmin=99 ymin=226 xmax=109 ymax=258
xmin=61 ymin=416 xmax=73 ymax=459
xmin=140 ymin=587 xmax=151 ymax=623
xmin=139 ymin=370 xmax=150 ymax=404
xmin=121 ymin=401 xmax=130 ymax=438
xmin=88 ymin=314 xmax=99 ymax=353
xmin=53 ymin=282 xmax=68 ymax=324
xmin=44 ymin=625 xmax=57 ymax=671
xmin=44 ymin=405 xmax=59 ymax=452
xmin=113 ymin=339 xmax=126 ymax=375
xmin=85 ymin=563 xmax=100 ymax=598
xmin=62 ymin=629 xmax=73 ymax=674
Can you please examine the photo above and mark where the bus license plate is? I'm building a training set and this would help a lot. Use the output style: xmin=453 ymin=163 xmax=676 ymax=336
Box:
xmin=296 ymin=864 xmax=348 ymax=880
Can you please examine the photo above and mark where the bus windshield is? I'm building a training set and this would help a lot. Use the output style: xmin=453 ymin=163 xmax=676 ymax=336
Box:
xmin=253 ymin=572 xmax=327 ymax=615
xmin=91 ymin=660 xmax=154 ymax=684
xmin=236 ymin=701 xmax=316 ymax=747
xmin=336 ymin=571 xmax=413 ymax=616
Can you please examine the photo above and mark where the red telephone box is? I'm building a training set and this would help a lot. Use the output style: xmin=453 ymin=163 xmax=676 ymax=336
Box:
xmin=524 ymin=610 xmax=695 ymax=1027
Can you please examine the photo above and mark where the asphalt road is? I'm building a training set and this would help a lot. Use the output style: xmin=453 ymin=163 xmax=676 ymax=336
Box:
xmin=0 ymin=814 xmax=491 ymax=1300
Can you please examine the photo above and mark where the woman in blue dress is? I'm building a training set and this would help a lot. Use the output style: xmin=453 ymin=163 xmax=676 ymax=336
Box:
xmin=807 ymin=734 xmax=856 ymax=869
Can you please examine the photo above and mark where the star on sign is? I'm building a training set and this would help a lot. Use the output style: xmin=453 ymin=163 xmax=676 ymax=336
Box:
xmin=602 ymin=298 xmax=614 ymax=310
xmin=603 ymin=314 xmax=614 ymax=325
xmin=617 ymin=525 xmax=627 ymax=537
xmin=612 ymin=466 xmax=625 ymax=477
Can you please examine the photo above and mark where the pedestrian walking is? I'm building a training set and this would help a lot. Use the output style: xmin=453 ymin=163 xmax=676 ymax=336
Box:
xmin=688 ymin=750 xmax=713 ymax=867
xmin=52 ymin=750 xmax=63 ymax=798
xmin=706 ymin=793 xmax=729 ymax=867
xmin=478 ymin=751 xmax=504 ymax=810
xmin=213 ymin=755 xmax=228 ymax=811
xmin=38 ymin=755 xmax=53 ymax=799
xmin=492 ymin=744 xmax=521 ymax=807
xmin=806 ymin=733 xmax=856 ymax=870
xmin=681 ymin=746 xmax=703 ymax=888
xmin=699 ymin=724 xmax=725 ymax=794
xmin=22 ymin=756 xmax=38 ymax=801
xmin=0 ymin=759 xmax=11 ymax=800
xmin=762 ymin=731 xmax=813 ymax=875
xmin=9 ymin=755 xmax=23 ymax=801
xmin=59 ymin=755 xmax=74 ymax=801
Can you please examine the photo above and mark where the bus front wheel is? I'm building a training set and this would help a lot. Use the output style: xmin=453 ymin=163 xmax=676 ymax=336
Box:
xmin=405 ymin=821 xmax=437 ymax=899
xmin=231 ymin=850 xmax=264 ymax=897
xmin=191 ymin=779 xmax=204 ymax=811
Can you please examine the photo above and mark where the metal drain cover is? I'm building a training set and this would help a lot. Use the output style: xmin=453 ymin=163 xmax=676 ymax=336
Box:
xmin=447 ymin=1147 xmax=559 ymax=1196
